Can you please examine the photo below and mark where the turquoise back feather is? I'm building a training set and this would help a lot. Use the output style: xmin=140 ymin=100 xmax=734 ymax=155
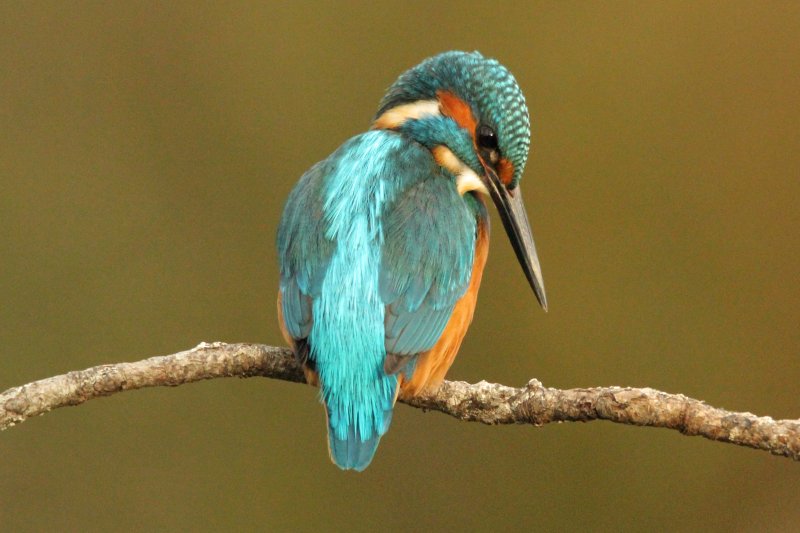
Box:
xmin=278 ymin=130 xmax=479 ymax=470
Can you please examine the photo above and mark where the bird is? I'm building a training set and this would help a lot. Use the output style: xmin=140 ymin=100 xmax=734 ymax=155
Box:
xmin=277 ymin=50 xmax=547 ymax=471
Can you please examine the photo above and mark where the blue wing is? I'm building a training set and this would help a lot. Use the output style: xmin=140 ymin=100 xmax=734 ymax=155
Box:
xmin=278 ymin=161 xmax=332 ymax=350
xmin=380 ymin=176 xmax=477 ymax=375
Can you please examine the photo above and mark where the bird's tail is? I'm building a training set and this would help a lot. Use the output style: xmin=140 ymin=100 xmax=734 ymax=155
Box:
xmin=326 ymin=409 xmax=393 ymax=472
xmin=324 ymin=379 xmax=397 ymax=472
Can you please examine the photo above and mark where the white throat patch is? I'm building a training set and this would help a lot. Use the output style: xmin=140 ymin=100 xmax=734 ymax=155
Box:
xmin=432 ymin=146 xmax=489 ymax=196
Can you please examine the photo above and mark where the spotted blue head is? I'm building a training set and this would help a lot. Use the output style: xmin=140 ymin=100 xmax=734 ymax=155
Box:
xmin=374 ymin=50 xmax=547 ymax=309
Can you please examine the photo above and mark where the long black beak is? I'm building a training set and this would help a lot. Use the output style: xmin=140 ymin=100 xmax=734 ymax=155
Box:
xmin=483 ymin=171 xmax=548 ymax=311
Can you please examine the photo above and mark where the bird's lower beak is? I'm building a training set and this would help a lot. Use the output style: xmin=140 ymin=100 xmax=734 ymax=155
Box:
xmin=483 ymin=170 xmax=548 ymax=311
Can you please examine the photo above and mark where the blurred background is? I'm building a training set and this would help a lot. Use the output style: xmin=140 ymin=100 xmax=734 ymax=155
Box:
xmin=1 ymin=2 xmax=799 ymax=531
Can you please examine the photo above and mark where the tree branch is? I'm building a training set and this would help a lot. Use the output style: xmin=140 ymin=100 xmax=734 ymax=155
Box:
xmin=2 ymin=342 xmax=798 ymax=461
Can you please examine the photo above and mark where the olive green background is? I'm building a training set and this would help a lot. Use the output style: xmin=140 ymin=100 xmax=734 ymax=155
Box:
xmin=2 ymin=2 xmax=798 ymax=531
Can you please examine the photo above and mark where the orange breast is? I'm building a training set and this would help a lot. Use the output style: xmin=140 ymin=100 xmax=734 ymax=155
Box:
xmin=398 ymin=212 xmax=490 ymax=399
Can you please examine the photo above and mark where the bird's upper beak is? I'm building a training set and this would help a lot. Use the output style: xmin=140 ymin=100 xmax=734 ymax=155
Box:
xmin=481 ymin=168 xmax=548 ymax=311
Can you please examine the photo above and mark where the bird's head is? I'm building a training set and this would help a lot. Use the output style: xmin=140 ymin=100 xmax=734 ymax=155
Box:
xmin=373 ymin=51 xmax=547 ymax=310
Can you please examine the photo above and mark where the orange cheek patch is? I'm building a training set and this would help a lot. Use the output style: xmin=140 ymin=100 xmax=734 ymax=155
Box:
xmin=497 ymin=158 xmax=514 ymax=186
xmin=437 ymin=90 xmax=478 ymax=139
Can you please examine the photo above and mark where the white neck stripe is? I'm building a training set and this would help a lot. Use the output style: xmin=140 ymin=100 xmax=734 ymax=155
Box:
xmin=373 ymin=100 xmax=440 ymax=129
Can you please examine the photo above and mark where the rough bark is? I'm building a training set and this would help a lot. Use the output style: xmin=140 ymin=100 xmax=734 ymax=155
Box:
xmin=2 ymin=342 xmax=798 ymax=461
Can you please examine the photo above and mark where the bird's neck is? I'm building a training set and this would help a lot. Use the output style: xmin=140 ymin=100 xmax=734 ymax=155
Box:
xmin=373 ymin=101 xmax=486 ymax=196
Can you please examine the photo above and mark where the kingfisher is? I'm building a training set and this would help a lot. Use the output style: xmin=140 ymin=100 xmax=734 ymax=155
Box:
xmin=277 ymin=51 xmax=547 ymax=471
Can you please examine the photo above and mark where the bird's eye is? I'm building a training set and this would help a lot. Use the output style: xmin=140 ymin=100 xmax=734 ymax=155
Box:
xmin=476 ymin=124 xmax=498 ymax=150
